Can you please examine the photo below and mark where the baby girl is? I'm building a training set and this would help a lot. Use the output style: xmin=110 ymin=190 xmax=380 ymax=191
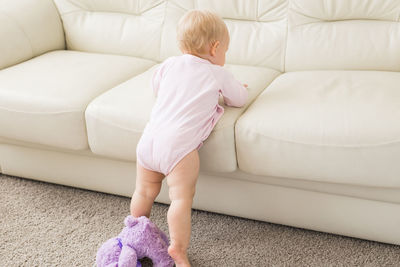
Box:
xmin=130 ymin=9 xmax=248 ymax=267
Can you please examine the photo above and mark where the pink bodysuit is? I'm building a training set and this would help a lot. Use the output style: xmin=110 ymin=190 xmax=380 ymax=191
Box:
xmin=136 ymin=53 xmax=248 ymax=176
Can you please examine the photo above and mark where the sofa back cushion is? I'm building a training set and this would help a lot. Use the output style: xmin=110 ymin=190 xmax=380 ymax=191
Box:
xmin=285 ymin=0 xmax=400 ymax=71
xmin=53 ymin=0 xmax=165 ymax=63
xmin=53 ymin=0 xmax=288 ymax=71
xmin=0 ymin=0 xmax=65 ymax=70
xmin=162 ymin=0 xmax=288 ymax=71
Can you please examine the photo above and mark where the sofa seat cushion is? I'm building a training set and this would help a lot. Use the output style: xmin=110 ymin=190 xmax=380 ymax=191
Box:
xmin=0 ymin=50 xmax=155 ymax=150
xmin=85 ymin=63 xmax=281 ymax=173
xmin=236 ymin=71 xmax=400 ymax=187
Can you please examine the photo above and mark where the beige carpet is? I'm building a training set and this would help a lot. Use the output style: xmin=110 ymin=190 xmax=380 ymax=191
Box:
xmin=1 ymin=174 xmax=399 ymax=266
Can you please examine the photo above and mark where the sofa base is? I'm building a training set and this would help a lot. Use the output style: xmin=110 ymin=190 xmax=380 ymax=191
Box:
xmin=0 ymin=142 xmax=399 ymax=246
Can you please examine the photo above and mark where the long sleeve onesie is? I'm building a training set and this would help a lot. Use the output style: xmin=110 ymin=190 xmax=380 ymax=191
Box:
xmin=136 ymin=53 xmax=248 ymax=176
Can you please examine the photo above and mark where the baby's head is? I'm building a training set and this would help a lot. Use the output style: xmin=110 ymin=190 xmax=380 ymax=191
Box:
xmin=177 ymin=9 xmax=229 ymax=66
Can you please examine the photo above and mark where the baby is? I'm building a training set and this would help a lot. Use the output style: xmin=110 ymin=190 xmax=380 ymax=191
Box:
xmin=130 ymin=9 xmax=248 ymax=267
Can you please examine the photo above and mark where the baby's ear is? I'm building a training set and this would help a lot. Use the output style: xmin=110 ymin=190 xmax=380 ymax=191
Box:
xmin=210 ymin=40 xmax=219 ymax=56
xmin=124 ymin=215 xmax=139 ymax=228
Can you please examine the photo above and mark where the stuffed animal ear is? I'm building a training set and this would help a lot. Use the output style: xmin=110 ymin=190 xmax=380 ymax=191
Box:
xmin=124 ymin=215 xmax=139 ymax=228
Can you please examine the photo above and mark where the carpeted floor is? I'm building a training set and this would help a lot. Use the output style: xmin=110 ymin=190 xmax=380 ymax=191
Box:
xmin=1 ymin=174 xmax=399 ymax=267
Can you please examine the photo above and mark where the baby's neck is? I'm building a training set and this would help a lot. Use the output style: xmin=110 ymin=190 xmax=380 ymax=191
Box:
xmin=185 ymin=52 xmax=212 ymax=64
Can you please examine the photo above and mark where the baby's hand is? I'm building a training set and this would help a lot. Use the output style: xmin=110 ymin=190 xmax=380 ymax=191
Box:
xmin=243 ymin=84 xmax=248 ymax=88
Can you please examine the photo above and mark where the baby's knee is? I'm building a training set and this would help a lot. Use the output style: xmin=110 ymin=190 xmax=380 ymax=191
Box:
xmin=168 ymin=184 xmax=195 ymax=201
xmin=135 ymin=181 xmax=162 ymax=200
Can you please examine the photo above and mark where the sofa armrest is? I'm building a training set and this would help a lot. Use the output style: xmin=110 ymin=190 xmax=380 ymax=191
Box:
xmin=0 ymin=0 xmax=65 ymax=70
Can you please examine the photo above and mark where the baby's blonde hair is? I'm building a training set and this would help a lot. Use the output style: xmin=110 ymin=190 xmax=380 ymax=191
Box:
xmin=177 ymin=9 xmax=228 ymax=55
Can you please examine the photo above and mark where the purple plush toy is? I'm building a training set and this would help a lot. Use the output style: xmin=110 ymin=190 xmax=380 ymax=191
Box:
xmin=96 ymin=215 xmax=175 ymax=267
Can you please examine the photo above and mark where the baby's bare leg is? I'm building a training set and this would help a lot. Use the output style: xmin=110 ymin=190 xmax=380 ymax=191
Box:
xmin=130 ymin=161 xmax=165 ymax=218
xmin=166 ymin=149 xmax=199 ymax=267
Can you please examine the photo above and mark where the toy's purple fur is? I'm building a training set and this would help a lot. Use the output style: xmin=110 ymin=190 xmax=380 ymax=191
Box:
xmin=96 ymin=215 xmax=174 ymax=267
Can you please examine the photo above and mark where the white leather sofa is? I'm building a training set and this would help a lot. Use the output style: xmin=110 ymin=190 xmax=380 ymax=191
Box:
xmin=1 ymin=0 xmax=399 ymax=246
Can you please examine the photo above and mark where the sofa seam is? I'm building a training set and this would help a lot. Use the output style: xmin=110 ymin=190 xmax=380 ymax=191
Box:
xmin=223 ymin=16 xmax=284 ymax=23
xmin=59 ymin=9 xmax=84 ymax=17
xmin=0 ymin=10 xmax=34 ymax=57
xmin=283 ymin=0 xmax=290 ymax=72
xmin=397 ymin=4 xmax=400 ymax=21
xmin=51 ymin=0 xmax=68 ymax=50
xmin=60 ymin=1 xmax=165 ymax=17
xmin=66 ymin=0 xmax=89 ymax=10
xmin=59 ymin=0 xmax=88 ymax=16
xmin=0 ymin=105 xmax=81 ymax=114
xmin=256 ymin=0 xmax=259 ymax=22
xmin=289 ymin=3 xmax=397 ymax=24
xmin=159 ymin=0 xmax=168 ymax=61
xmin=138 ymin=1 xmax=165 ymax=15
xmin=291 ymin=16 xmax=395 ymax=28
xmin=241 ymin=127 xmax=400 ymax=148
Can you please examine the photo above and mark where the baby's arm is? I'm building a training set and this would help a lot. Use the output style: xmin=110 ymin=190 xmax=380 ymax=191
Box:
xmin=217 ymin=67 xmax=248 ymax=107
xmin=152 ymin=65 xmax=162 ymax=98
xmin=151 ymin=57 xmax=175 ymax=97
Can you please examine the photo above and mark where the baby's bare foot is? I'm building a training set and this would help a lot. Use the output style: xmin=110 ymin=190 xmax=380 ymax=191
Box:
xmin=168 ymin=245 xmax=191 ymax=267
